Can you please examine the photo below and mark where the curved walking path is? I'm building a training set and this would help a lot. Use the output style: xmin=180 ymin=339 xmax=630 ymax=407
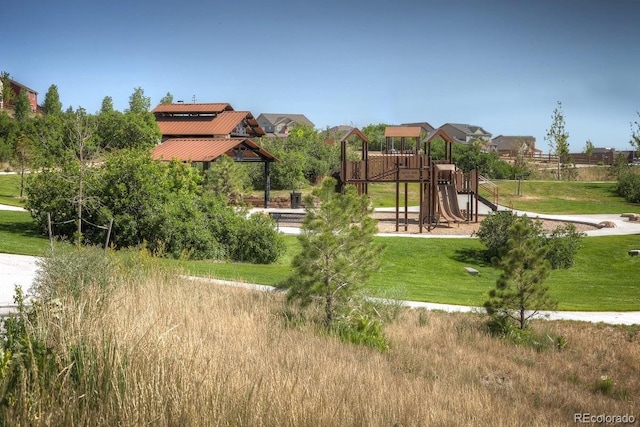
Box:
xmin=1 ymin=203 xmax=639 ymax=324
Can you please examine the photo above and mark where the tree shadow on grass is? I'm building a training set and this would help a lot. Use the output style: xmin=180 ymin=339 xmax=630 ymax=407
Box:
xmin=450 ymin=247 xmax=492 ymax=267
xmin=0 ymin=217 xmax=43 ymax=239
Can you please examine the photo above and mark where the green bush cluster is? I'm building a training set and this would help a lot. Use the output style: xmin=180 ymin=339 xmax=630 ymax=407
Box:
xmin=616 ymin=171 xmax=640 ymax=203
xmin=26 ymin=150 xmax=286 ymax=263
xmin=475 ymin=211 xmax=584 ymax=269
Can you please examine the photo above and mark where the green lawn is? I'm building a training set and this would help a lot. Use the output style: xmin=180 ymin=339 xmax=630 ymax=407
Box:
xmin=1 ymin=178 xmax=639 ymax=312
xmin=0 ymin=174 xmax=26 ymax=207
xmin=0 ymin=210 xmax=49 ymax=256
xmin=494 ymin=180 xmax=640 ymax=214
xmin=168 ymin=234 xmax=640 ymax=312
xmin=362 ymin=180 xmax=640 ymax=214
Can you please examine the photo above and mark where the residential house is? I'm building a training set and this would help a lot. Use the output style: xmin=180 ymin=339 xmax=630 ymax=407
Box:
xmin=256 ymin=113 xmax=314 ymax=137
xmin=0 ymin=78 xmax=39 ymax=112
xmin=322 ymin=125 xmax=369 ymax=146
xmin=492 ymin=135 xmax=538 ymax=157
xmin=438 ymin=123 xmax=492 ymax=149
xmin=401 ymin=122 xmax=435 ymax=136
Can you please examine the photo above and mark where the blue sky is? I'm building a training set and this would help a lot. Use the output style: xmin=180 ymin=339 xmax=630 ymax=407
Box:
xmin=5 ymin=0 xmax=640 ymax=152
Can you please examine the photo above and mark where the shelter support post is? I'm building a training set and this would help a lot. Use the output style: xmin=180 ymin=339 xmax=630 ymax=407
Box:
xmin=264 ymin=162 xmax=271 ymax=208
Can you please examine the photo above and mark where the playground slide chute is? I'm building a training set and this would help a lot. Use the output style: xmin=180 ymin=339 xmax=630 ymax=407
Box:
xmin=437 ymin=184 xmax=467 ymax=224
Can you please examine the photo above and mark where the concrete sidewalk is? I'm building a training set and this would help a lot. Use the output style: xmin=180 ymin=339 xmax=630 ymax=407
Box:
xmin=1 ymin=254 xmax=638 ymax=325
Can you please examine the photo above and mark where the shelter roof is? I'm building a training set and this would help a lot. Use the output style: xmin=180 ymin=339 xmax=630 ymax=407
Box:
xmin=156 ymin=111 xmax=264 ymax=137
xmin=384 ymin=126 xmax=422 ymax=138
xmin=152 ymin=103 xmax=233 ymax=114
xmin=151 ymin=138 xmax=276 ymax=163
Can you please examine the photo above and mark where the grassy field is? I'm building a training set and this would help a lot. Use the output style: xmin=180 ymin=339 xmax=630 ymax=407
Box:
xmin=0 ymin=210 xmax=49 ymax=256
xmin=1 ymin=179 xmax=639 ymax=311
xmin=364 ymin=180 xmax=640 ymax=213
xmin=6 ymin=266 xmax=637 ymax=425
xmin=0 ymin=174 xmax=25 ymax=207
xmin=168 ymin=234 xmax=640 ymax=311
xmin=494 ymin=180 xmax=640 ymax=214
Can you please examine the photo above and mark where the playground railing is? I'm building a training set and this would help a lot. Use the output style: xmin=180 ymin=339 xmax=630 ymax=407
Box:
xmin=478 ymin=173 xmax=499 ymax=206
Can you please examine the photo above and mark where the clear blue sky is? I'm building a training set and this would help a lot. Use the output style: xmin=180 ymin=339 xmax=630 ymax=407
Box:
xmin=5 ymin=0 xmax=640 ymax=152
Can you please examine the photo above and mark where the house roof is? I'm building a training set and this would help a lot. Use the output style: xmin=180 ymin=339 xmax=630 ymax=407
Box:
xmin=257 ymin=113 xmax=315 ymax=128
xmin=152 ymin=103 xmax=233 ymax=114
xmin=401 ymin=122 xmax=435 ymax=133
xmin=156 ymin=111 xmax=265 ymax=137
xmin=444 ymin=123 xmax=491 ymax=136
xmin=151 ymin=138 xmax=276 ymax=163
xmin=8 ymin=79 xmax=38 ymax=94
xmin=324 ymin=126 xmax=370 ymax=144
xmin=492 ymin=135 xmax=536 ymax=151
xmin=384 ymin=126 xmax=422 ymax=138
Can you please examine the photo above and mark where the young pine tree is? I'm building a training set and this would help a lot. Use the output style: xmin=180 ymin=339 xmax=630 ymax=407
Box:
xmin=484 ymin=219 xmax=557 ymax=330
xmin=284 ymin=178 xmax=383 ymax=325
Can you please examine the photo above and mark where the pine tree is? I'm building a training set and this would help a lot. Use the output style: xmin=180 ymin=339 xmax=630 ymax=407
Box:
xmin=285 ymin=178 xmax=383 ymax=324
xmin=14 ymin=89 xmax=31 ymax=122
xmin=484 ymin=219 xmax=556 ymax=329
xmin=42 ymin=84 xmax=63 ymax=116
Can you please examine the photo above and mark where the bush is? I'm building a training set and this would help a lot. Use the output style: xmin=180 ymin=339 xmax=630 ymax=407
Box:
xmin=475 ymin=211 xmax=584 ymax=269
xmin=331 ymin=303 xmax=389 ymax=352
xmin=474 ymin=211 xmax=543 ymax=261
xmin=228 ymin=213 xmax=286 ymax=264
xmin=546 ymin=223 xmax=584 ymax=269
xmin=616 ymin=172 xmax=640 ymax=203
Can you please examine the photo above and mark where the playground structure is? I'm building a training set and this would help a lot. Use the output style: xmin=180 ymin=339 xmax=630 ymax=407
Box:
xmin=338 ymin=126 xmax=481 ymax=233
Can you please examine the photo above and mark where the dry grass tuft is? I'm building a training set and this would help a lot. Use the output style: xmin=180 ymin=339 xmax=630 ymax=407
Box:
xmin=9 ymin=267 xmax=638 ymax=426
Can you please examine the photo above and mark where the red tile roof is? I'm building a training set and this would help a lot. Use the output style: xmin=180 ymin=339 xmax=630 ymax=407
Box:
xmin=151 ymin=138 xmax=276 ymax=163
xmin=155 ymin=111 xmax=265 ymax=138
xmin=152 ymin=103 xmax=232 ymax=114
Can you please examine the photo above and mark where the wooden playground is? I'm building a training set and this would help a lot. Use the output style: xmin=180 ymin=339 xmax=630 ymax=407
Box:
xmin=337 ymin=126 xmax=482 ymax=233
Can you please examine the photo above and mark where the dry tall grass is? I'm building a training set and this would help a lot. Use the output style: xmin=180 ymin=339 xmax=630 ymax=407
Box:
xmin=7 ymin=265 xmax=639 ymax=426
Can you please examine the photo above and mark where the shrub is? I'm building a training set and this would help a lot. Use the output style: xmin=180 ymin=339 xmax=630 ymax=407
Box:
xmin=474 ymin=211 xmax=543 ymax=261
xmin=616 ymin=171 xmax=640 ymax=203
xmin=545 ymin=223 xmax=585 ymax=269
xmin=331 ymin=303 xmax=389 ymax=352
xmin=475 ymin=211 xmax=584 ymax=269
xmin=228 ymin=213 xmax=286 ymax=264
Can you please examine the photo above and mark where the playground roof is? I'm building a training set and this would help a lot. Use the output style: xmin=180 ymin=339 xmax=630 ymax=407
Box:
xmin=384 ymin=126 xmax=422 ymax=138
xmin=423 ymin=128 xmax=457 ymax=144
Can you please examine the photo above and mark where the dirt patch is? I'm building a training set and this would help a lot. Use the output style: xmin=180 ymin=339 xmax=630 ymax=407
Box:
xmin=372 ymin=212 xmax=597 ymax=236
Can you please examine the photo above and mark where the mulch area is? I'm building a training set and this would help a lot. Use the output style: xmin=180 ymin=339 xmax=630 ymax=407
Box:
xmin=372 ymin=212 xmax=598 ymax=236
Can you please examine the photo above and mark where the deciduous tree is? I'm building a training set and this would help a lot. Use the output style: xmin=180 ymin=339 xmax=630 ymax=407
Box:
xmin=545 ymin=101 xmax=570 ymax=179
xmin=630 ymin=111 xmax=640 ymax=156
xmin=583 ymin=139 xmax=595 ymax=165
